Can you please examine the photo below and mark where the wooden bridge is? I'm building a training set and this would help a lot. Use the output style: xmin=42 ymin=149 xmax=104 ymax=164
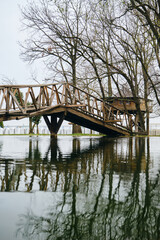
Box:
xmin=0 ymin=83 xmax=140 ymax=137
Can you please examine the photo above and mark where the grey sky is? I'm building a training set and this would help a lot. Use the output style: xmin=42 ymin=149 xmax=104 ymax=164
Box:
xmin=0 ymin=1 xmax=45 ymax=126
xmin=0 ymin=0 xmax=43 ymax=85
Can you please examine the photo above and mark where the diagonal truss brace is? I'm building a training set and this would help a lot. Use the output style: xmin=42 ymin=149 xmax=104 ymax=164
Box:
xmin=43 ymin=112 xmax=66 ymax=136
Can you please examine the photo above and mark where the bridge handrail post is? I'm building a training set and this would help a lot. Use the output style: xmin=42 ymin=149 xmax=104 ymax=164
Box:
xmin=6 ymin=87 xmax=10 ymax=113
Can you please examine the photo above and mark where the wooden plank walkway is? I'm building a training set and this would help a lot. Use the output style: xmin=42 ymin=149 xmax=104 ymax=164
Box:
xmin=0 ymin=83 xmax=138 ymax=136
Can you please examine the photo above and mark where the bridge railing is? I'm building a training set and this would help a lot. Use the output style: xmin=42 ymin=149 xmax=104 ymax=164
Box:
xmin=63 ymin=83 xmax=135 ymax=133
xmin=0 ymin=83 xmax=137 ymax=133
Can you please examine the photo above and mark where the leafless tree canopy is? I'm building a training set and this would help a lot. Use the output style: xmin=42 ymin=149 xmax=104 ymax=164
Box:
xmin=20 ymin=0 xmax=160 ymax=130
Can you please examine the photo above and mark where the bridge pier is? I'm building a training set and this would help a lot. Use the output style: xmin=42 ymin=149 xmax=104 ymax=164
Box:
xmin=43 ymin=113 xmax=65 ymax=138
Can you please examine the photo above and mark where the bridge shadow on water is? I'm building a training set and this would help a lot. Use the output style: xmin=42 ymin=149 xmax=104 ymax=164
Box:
xmin=0 ymin=136 xmax=160 ymax=239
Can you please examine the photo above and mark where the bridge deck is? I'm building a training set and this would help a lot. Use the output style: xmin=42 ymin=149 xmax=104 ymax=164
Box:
xmin=0 ymin=83 xmax=140 ymax=136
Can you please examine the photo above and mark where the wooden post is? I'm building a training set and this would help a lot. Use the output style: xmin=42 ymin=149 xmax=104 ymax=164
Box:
xmin=43 ymin=113 xmax=65 ymax=138
xmin=50 ymin=137 xmax=58 ymax=161
xmin=6 ymin=88 xmax=10 ymax=113
xmin=51 ymin=115 xmax=57 ymax=138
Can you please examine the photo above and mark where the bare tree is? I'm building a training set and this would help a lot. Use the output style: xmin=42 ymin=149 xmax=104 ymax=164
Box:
xmin=20 ymin=0 xmax=159 ymax=134
xmin=20 ymin=0 xmax=87 ymax=85
xmin=126 ymin=0 xmax=160 ymax=107
xmin=75 ymin=0 xmax=159 ymax=132
xmin=76 ymin=0 xmax=147 ymax=130
xmin=21 ymin=0 xmax=89 ymax=133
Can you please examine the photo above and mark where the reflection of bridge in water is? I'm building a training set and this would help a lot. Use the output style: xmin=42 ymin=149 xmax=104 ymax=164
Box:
xmin=0 ymin=137 xmax=148 ymax=192
xmin=0 ymin=83 xmax=143 ymax=136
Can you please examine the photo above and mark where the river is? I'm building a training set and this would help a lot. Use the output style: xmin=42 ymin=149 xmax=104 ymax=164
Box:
xmin=0 ymin=136 xmax=160 ymax=240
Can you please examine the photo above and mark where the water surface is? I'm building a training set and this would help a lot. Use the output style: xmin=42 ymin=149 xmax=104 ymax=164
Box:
xmin=0 ymin=136 xmax=160 ymax=240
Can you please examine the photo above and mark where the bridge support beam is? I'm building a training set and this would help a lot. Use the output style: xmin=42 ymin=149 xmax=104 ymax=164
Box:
xmin=43 ymin=113 xmax=65 ymax=138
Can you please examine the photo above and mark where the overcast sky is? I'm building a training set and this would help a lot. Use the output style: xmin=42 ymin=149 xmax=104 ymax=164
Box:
xmin=0 ymin=0 xmax=43 ymax=85
xmin=0 ymin=1 xmax=45 ymax=126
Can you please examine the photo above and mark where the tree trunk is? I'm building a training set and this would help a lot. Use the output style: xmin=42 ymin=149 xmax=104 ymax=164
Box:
xmin=143 ymin=69 xmax=149 ymax=135
xmin=135 ymin=101 xmax=145 ymax=132
xmin=72 ymin=124 xmax=82 ymax=134
xmin=29 ymin=117 xmax=34 ymax=134
xmin=36 ymin=124 xmax=39 ymax=135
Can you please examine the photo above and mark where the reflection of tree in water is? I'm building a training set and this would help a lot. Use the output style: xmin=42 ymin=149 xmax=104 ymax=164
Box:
xmin=0 ymin=139 xmax=17 ymax=191
xmin=0 ymin=142 xmax=2 ymax=153
xmin=0 ymin=137 xmax=106 ymax=192
xmin=15 ymin=137 xmax=160 ymax=240
xmin=0 ymin=139 xmax=42 ymax=192
xmin=25 ymin=139 xmax=42 ymax=191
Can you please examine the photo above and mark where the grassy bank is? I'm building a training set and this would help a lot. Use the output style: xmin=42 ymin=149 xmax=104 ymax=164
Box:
xmin=0 ymin=133 xmax=104 ymax=137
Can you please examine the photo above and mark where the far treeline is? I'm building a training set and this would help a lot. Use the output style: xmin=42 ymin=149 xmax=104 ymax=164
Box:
xmin=20 ymin=0 xmax=160 ymax=133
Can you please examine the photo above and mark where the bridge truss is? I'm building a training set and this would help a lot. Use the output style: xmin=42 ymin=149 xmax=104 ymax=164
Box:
xmin=0 ymin=83 xmax=142 ymax=136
